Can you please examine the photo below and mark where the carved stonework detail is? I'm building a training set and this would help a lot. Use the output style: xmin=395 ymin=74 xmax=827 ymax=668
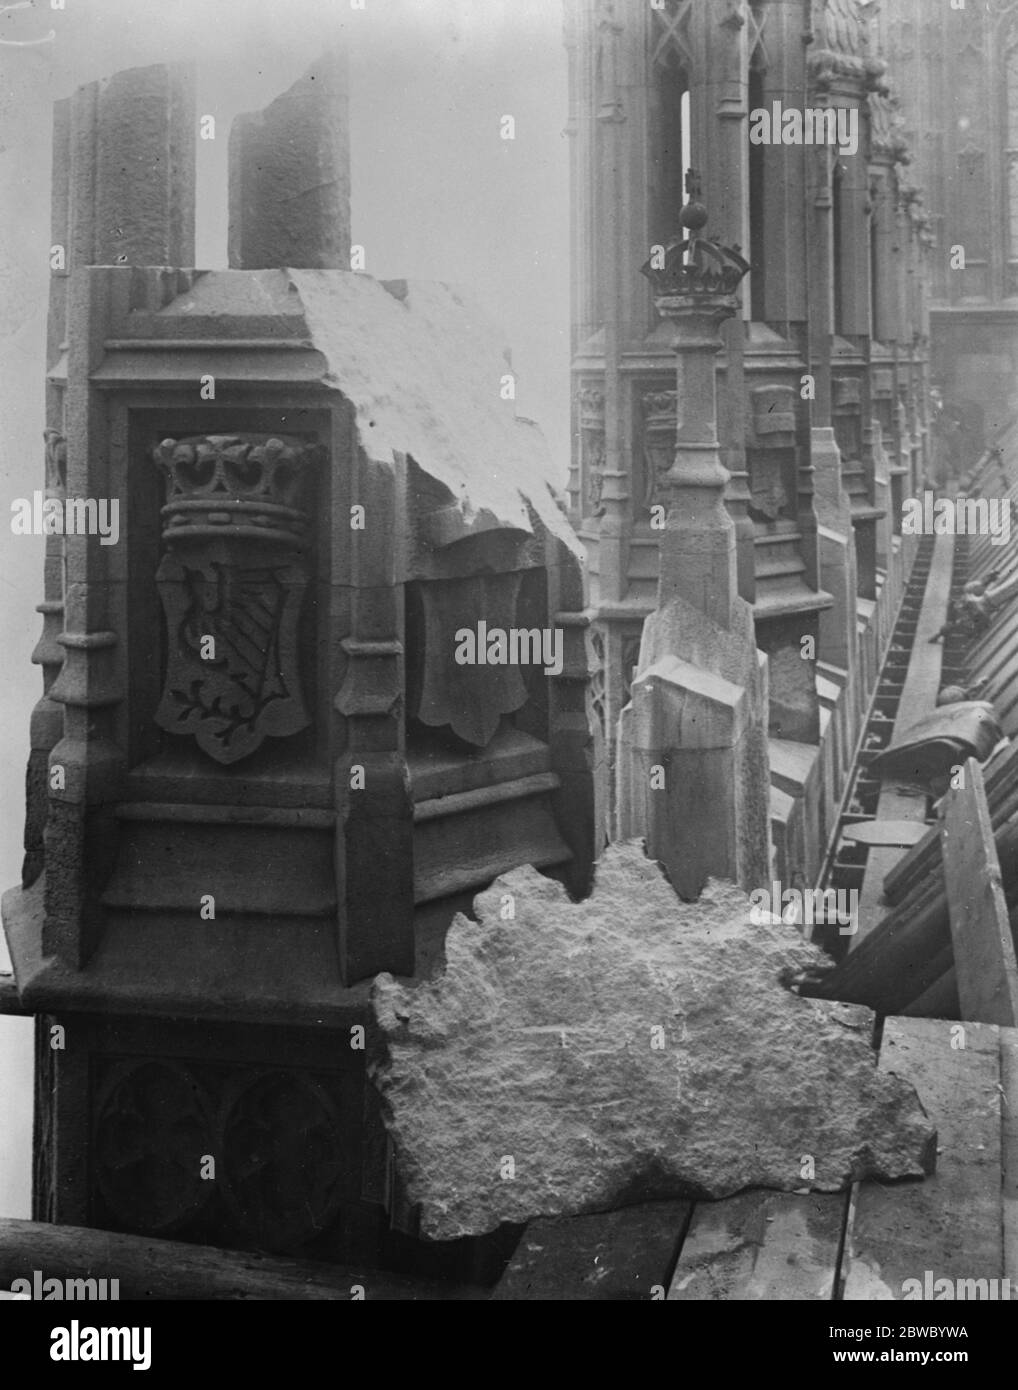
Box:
xmin=640 ymin=202 xmax=751 ymax=298
xmin=809 ymin=0 xmax=887 ymax=94
xmin=621 ymin=633 xmax=643 ymax=706
xmin=749 ymin=452 xmax=791 ymax=521
xmin=747 ymin=1 xmax=769 ymax=70
xmin=94 ymin=1061 xmax=215 ymax=1235
xmin=816 ymin=0 xmax=867 ymax=59
xmin=409 ymin=571 xmax=528 ymax=748
xmin=578 ymin=388 xmax=606 ymax=518
xmin=587 ymin=627 xmax=606 ymax=741
xmin=833 ymin=376 xmax=863 ymax=412
xmin=750 ymin=385 xmax=796 ymax=439
xmin=43 ymin=429 xmax=67 ymax=499
xmin=652 ymin=0 xmax=695 ymax=71
xmin=869 ymin=90 xmax=910 ymax=165
xmin=641 ymin=390 xmax=677 ymax=509
xmin=219 ymin=1071 xmax=345 ymax=1252
xmin=872 ymin=369 xmax=894 ymax=399
xmin=152 ymin=435 xmax=319 ymax=765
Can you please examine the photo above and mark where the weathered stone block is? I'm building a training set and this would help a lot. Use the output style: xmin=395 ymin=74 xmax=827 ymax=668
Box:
xmin=228 ymin=52 xmax=350 ymax=270
xmin=370 ymin=843 xmax=936 ymax=1241
xmin=617 ymin=591 xmax=771 ymax=897
xmin=67 ymin=63 xmax=195 ymax=269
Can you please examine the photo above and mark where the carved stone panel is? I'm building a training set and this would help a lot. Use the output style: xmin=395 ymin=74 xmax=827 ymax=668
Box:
xmin=152 ymin=435 xmax=319 ymax=765
xmin=749 ymin=450 xmax=794 ymax=521
xmin=833 ymin=376 xmax=862 ymax=412
xmin=218 ymin=1071 xmax=346 ymax=1251
xmin=94 ymin=1060 xmax=215 ymax=1235
xmin=578 ymin=387 xmax=606 ymax=518
xmin=92 ymin=1052 xmax=354 ymax=1253
xmin=586 ymin=626 xmax=607 ymax=742
xmin=408 ymin=571 xmax=528 ymax=748
xmin=641 ymin=389 xmax=677 ymax=511
xmin=749 ymin=385 xmax=796 ymax=444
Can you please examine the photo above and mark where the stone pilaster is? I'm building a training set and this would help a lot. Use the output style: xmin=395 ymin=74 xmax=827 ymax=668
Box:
xmin=333 ymin=440 xmax=414 ymax=986
xmin=44 ymin=270 xmax=127 ymax=969
xmin=23 ymin=432 xmax=67 ymax=890
xmin=751 ymin=0 xmax=810 ymax=326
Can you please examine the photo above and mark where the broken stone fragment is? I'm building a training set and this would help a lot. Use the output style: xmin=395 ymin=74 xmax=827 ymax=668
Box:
xmin=369 ymin=842 xmax=936 ymax=1241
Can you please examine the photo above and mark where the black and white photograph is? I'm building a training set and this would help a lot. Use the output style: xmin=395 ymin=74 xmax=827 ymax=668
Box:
xmin=0 ymin=0 xmax=1015 ymax=1353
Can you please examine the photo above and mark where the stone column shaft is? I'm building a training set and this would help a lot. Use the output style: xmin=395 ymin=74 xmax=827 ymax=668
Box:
xmin=657 ymin=305 xmax=737 ymax=630
xmin=69 ymin=63 xmax=195 ymax=268
xmin=229 ymin=50 xmax=350 ymax=271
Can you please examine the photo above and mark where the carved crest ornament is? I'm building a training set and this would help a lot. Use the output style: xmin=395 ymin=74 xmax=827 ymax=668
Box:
xmin=152 ymin=434 xmax=322 ymax=765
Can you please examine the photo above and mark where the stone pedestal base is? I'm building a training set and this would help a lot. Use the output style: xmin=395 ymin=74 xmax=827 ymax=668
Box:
xmin=616 ymin=594 xmax=770 ymax=898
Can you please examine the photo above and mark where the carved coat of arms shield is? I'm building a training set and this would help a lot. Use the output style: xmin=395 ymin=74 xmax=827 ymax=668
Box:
xmin=152 ymin=434 xmax=317 ymax=765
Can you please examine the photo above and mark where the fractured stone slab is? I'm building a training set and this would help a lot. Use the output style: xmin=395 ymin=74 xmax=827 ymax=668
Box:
xmin=369 ymin=842 xmax=936 ymax=1240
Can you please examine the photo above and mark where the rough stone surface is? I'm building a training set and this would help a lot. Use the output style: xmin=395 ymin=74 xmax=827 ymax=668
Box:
xmin=290 ymin=270 xmax=577 ymax=550
xmin=619 ymin=592 xmax=771 ymax=898
xmin=69 ymin=62 xmax=196 ymax=268
xmin=370 ymin=843 xmax=937 ymax=1241
xmin=228 ymin=51 xmax=350 ymax=270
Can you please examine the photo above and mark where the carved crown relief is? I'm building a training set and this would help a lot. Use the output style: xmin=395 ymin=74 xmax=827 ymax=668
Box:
xmin=152 ymin=434 xmax=321 ymax=765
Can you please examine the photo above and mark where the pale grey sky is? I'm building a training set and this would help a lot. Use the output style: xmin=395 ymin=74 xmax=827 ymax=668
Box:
xmin=0 ymin=0 xmax=570 ymax=1220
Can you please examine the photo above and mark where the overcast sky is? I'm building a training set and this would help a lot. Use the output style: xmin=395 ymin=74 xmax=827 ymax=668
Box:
xmin=0 ymin=0 xmax=570 ymax=1219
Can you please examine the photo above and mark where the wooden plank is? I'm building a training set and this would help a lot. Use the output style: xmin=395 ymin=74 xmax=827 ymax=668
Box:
xmin=883 ymin=823 xmax=941 ymax=905
xmin=815 ymin=815 xmax=1018 ymax=1017
xmin=0 ymin=1219 xmax=486 ymax=1300
xmin=884 ymin=741 xmax=1018 ymax=908
xmin=666 ymin=1191 xmax=846 ymax=1301
xmin=491 ymin=1201 xmax=691 ymax=1301
xmin=842 ymin=820 xmax=931 ymax=847
xmin=842 ymin=1017 xmax=1003 ymax=1299
xmin=941 ymin=758 xmax=1018 ymax=1026
xmin=901 ymin=966 xmax=959 ymax=1021
xmin=1003 ymin=1028 xmax=1018 ymax=1286
xmin=806 ymin=878 xmax=951 ymax=1015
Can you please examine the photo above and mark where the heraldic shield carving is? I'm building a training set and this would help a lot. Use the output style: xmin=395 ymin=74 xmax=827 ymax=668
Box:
xmin=152 ymin=434 xmax=321 ymax=765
